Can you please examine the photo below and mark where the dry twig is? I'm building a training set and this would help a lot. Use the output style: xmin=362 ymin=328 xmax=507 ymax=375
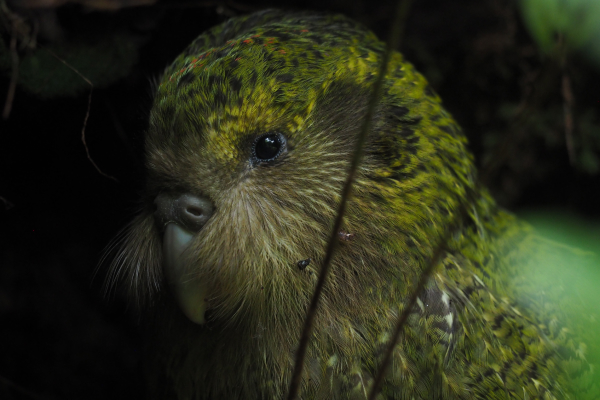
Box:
xmin=46 ymin=49 xmax=119 ymax=182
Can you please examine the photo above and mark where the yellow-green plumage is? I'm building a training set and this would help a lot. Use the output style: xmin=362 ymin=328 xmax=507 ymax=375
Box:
xmin=109 ymin=9 xmax=599 ymax=399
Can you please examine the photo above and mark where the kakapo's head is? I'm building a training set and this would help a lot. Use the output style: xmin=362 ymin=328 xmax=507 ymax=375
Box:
xmin=110 ymin=10 xmax=477 ymax=330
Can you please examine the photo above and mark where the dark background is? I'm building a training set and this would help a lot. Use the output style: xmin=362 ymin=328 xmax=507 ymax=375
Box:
xmin=1 ymin=0 xmax=599 ymax=398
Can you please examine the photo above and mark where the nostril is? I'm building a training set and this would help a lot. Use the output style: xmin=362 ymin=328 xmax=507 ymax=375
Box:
xmin=186 ymin=206 xmax=204 ymax=217
xmin=154 ymin=192 xmax=214 ymax=233
xmin=176 ymin=194 xmax=214 ymax=232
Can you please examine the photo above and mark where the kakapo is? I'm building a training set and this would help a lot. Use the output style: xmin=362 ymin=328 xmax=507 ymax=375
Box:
xmin=107 ymin=9 xmax=599 ymax=400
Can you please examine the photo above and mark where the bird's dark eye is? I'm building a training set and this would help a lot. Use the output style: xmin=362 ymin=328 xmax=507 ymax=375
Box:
xmin=253 ymin=133 xmax=286 ymax=162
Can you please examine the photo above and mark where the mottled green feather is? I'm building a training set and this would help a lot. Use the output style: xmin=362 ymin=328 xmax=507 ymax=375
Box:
xmin=110 ymin=9 xmax=600 ymax=400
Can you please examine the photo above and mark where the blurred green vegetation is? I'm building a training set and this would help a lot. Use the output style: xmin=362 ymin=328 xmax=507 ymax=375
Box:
xmin=521 ymin=209 xmax=600 ymax=255
xmin=0 ymin=31 xmax=140 ymax=98
xmin=520 ymin=0 xmax=600 ymax=66
xmin=520 ymin=209 xmax=600 ymax=395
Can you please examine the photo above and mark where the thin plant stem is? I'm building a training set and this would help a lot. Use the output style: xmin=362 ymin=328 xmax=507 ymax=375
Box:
xmin=286 ymin=1 xmax=413 ymax=399
xmin=2 ymin=25 xmax=18 ymax=120
xmin=45 ymin=48 xmax=119 ymax=183
xmin=367 ymin=199 xmax=470 ymax=400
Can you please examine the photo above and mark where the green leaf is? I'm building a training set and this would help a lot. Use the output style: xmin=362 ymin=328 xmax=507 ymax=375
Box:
xmin=520 ymin=0 xmax=600 ymax=65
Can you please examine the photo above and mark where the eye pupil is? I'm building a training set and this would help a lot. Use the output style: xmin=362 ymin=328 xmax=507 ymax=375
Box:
xmin=254 ymin=133 xmax=285 ymax=161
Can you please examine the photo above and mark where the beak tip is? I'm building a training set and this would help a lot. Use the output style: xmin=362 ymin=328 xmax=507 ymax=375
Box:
xmin=163 ymin=223 xmax=209 ymax=325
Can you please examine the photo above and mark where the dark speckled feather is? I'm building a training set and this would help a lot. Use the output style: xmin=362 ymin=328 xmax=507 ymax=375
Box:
xmin=109 ymin=9 xmax=600 ymax=400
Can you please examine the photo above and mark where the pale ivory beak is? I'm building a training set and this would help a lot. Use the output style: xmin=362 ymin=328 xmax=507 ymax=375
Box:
xmin=163 ymin=223 xmax=208 ymax=324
